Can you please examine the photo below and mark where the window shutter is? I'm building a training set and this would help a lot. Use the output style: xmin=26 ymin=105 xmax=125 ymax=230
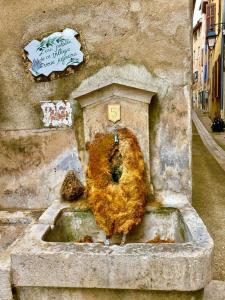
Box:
xmin=206 ymin=3 xmax=216 ymax=32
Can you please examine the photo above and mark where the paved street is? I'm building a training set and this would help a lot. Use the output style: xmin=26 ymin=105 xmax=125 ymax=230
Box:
xmin=193 ymin=124 xmax=225 ymax=280
xmin=195 ymin=109 xmax=225 ymax=152
xmin=193 ymin=0 xmax=225 ymax=290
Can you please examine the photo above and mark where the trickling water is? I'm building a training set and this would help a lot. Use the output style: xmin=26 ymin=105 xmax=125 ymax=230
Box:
xmin=104 ymin=236 xmax=110 ymax=246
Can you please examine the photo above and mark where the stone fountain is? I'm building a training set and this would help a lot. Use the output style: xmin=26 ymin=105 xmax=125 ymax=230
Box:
xmin=10 ymin=65 xmax=213 ymax=300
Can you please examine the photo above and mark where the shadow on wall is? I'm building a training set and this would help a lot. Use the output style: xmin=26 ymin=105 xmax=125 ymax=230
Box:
xmin=149 ymin=94 xmax=161 ymax=196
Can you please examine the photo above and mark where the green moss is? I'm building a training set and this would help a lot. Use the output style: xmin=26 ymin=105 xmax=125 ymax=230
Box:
xmin=60 ymin=214 xmax=75 ymax=242
xmin=65 ymin=226 xmax=75 ymax=242
xmin=58 ymin=212 xmax=93 ymax=242
xmin=74 ymin=211 xmax=90 ymax=220
xmin=153 ymin=207 xmax=177 ymax=215
xmin=179 ymin=224 xmax=186 ymax=242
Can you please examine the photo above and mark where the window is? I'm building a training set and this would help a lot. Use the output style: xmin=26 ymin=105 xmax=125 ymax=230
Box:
xmin=193 ymin=71 xmax=198 ymax=82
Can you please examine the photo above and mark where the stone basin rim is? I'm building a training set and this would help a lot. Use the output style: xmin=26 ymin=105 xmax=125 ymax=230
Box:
xmin=41 ymin=206 xmax=192 ymax=245
xmin=10 ymin=200 xmax=214 ymax=291
xmin=37 ymin=200 xmax=214 ymax=246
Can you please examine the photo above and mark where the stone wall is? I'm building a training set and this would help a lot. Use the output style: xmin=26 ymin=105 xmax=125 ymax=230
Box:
xmin=0 ymin=0 xmax=192 ymax=208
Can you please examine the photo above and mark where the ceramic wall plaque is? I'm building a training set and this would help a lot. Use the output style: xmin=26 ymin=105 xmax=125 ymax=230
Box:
xmin=24 ymin=28 xmax=84 ymax=77
xmin=41 ymin=100 xmax=72 ymax=127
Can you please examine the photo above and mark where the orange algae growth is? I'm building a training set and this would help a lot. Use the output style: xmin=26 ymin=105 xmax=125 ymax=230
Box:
xmin=147 ymin=234 xmax=175 ymax=244
xmin=86 ymin=128 xmax=148 ymax=237
xmin=147 ymin=199 xmax=162 ymax=209
xmin=77 ymin=235 xmax=93 ymax=243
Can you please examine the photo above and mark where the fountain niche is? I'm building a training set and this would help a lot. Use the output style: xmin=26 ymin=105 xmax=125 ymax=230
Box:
xmin=11 ymin=69 xmax=213 ymax=300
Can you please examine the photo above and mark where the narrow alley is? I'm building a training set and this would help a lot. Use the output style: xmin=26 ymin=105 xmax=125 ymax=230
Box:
xmin=193 ymin=123 xmax=225 ymax=281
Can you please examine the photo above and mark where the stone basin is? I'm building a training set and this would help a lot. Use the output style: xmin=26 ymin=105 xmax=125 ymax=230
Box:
xmin=11 ymin=200 xmax=213 ymax=294
xmin=43 ymin=207 xmax=191 ymax=244
xmin=0 ymin=210 xmax=42 ymax=251
xmin=0 ymin=210 xmax=43 ymax=300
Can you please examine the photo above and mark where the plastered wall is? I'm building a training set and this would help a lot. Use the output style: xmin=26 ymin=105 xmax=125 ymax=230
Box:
xmin=0 ymin=0 xmax=192 ymax=208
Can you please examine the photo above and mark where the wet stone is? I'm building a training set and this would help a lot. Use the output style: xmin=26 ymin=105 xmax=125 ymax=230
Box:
xmin=109 ymin=148 xmax=123 ymax=183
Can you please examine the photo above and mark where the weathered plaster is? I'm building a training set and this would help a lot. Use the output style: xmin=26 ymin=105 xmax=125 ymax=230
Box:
xmin=0 ymin=129 xmax=83 ymax=209
xmin=0 ymin=0 xmax=191 ymax=128
xmin=0 ymin=0 xmax=192 ymax=203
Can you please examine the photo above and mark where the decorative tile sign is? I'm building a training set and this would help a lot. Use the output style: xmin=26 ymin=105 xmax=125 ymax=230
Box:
xmin=41 ymin=101 xmax=72 ymax=127
xmin=24 ymin=28 xmax=84 ymax=77
xmin=108 ymin=104 xmax=121 ymax=123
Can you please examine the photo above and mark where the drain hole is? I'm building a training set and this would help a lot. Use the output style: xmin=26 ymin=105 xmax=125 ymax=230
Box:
xmin=109 ymin=149 xmax=123 ymax=183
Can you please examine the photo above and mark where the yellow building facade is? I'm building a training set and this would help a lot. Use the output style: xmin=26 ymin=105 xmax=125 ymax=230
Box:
xmin=193 ymin=20 xmax=203 ymax=109
xmin=193 ymin=0 xmax=225 ymax=119
xmin=207 ymin=0 xmax=224 ymax=118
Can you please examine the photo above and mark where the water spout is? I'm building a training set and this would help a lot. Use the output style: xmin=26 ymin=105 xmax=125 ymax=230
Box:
xmin=104 ymin=235 xmax=110 ymax=246
xmin=121 ymin=233 xmax=127 ymax=245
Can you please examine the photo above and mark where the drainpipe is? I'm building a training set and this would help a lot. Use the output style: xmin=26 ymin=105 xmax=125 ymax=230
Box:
xmin=221 ymin=0 xmax=225 ymax=118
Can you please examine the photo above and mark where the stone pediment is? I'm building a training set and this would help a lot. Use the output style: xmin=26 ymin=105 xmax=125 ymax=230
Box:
xmin=71 ymin=64 xmax=157 ymax=107
xmin=73 ymin=82 xmax=156 ymax=108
